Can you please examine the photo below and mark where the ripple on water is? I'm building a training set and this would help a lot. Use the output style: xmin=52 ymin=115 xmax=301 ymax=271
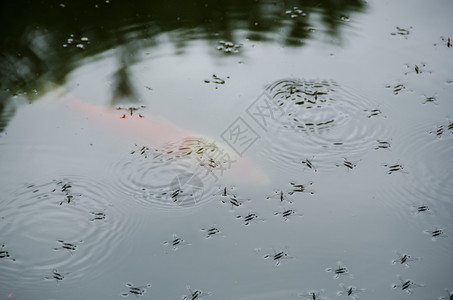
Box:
xmin=389 ymin=120 xmax=453 ymax=211
xmin=252 ymin=79 xmax=389 ymax=172
xmin=377 ymin=120 xmax=453 ymax=253
xmin=0 ymin=175 xmax=132 ymax=289
xmin=111 ymin=137 xmax=224 ymax=211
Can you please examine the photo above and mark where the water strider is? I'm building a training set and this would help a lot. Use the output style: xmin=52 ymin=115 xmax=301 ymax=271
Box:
xmin=182 ymin=285 xmax=212 ymax=300
xmin=163 ymin=234 xmax=191 ymax=251
xmin=263 ymin=249 xmax=294 ymax=266
xmin=392 ymin=251 xmax=419 ymax=267
xmin=121 ymin=283 xmax=151 ymax=298
xmin=337 ymin=283 xmax=365 ymax=299
xmin=326 ymin=262 xmax=352 ymax=279
xmin=392 ymin=275 xmax=423 ymax=294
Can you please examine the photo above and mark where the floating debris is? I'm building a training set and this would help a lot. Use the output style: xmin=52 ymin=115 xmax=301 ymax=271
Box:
xmin=392 ymin=275 xmax=423 ymax=294
xmin=163 ymin=234 xmax=191 ymax=251
xmin=121 ymin=282 xmax=151 ymax=298
xmin=392 ymin=251 xmax=419 ymax=267
xmin=326 ymin=262 xmax=352 ymax=279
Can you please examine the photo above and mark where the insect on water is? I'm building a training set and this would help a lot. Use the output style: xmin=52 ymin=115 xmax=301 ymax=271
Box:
xmin=236 ymin=211 xmax=264 ymax=226
xmin=53 ymin=240 xmax=82 ymax=255
xmin=121 ymin=282 xmax=151 ymax=298
xmin=392 ymin=251 xmax=419 ymax=267
xmin=45 ymin=269 xmax=66 ymax=283
xmin=263 ymin=248 xmax=294 ymax=266
xmin=439 ymin=288 xmax=453 ymax=300
xmin=392 ymin=275 xmax=423 ymax=294
xmin=200 ymin=226 xmax=225 ymax=239
xmin=182 ymin=285 xmax=212 ymax=300
xmin=326 ymin=262 xmax=352 ymax=279
xmin=297 ymin=289 xmax=326 ymax=300
xmin=337 ymin=283 xmax=365 ymax=299
xmin=274 ymin=204 xmax=303 ymax=221
xmin=0 ymin=244 xmax=15 ymax=261
xmin=424 ymin=227 xmax=447 ymax=241
xmin=163 ymin=234 xmax=191 ymax=251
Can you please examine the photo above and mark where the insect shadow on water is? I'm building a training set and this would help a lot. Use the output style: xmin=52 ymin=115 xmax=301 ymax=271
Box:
xmin=121 ymin=282 xmax=151 ymax=298
xmin=326 ymin=262 xmax=352 ymax=279
xmin=162 ymin=234 xmax=191 ymax=251
xmin=53 ymin=240 xmax=82 ymax=256
xmin=45 ymin=269 xmax=66 ymax=283
xmin=297 ymin=289 xmax=326 ymax=300
xmin=236 ymin=211 xmax=264 ymax=226
xmin=200 ymin=225 xmax=225 ymax=239
xmin=182 ymin=285 xmax=212 ymax=300
xmin=424 ymin=227 xmax=447 ymax=241
xmin=392 ymin=275 xmax=423 ymax=294
xmin=392 ymin=250 xmax=420 ymax=267
xmin=336 ymin=283 xmax=365 ymax=299
xmin=0 ymin=244 xmax=16 ymax=261
xmin=262 ymin=248 xmax=294 ymax=266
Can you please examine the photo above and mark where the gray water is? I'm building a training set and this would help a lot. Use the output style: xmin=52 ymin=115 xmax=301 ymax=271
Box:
xmin=1 ymin=0 xmax=452 ymax=299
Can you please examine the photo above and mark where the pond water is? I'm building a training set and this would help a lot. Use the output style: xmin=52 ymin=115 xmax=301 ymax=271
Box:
xmin=1 ymin=0 xmax=452 ymax=299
